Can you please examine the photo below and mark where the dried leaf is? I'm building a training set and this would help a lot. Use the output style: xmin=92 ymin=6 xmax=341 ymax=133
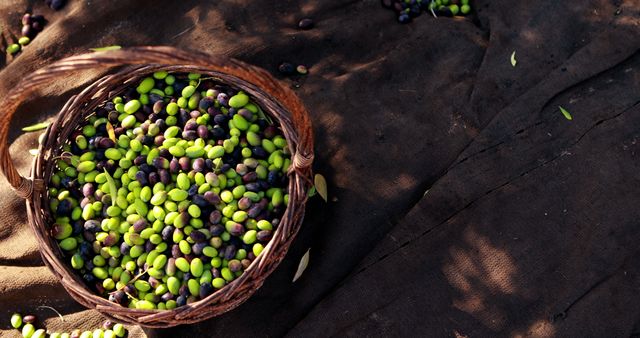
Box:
xmin=292 ymin=249 xmax=310 ymax=283
xmin=314 ymin=174 xmax=328 ymax=202
xmin=90 ymin=45 xmax=121 ymax=52
xmin=28 ymin=149 xmax=38 ymax=156
xmin=559 ymin=106 xmax=573 ymax=120
xmin=106 ymin=122 xmax=117 ymax=142
xmin=307 ymin=186 xmax=317 ymax=198
xmin=104 ymin=169 xmax=117 ymax=207
xmin=22 ymin=122 xmax=49 ymax=132
xmin=37 ymin=306 xmax=64 ymax=322
xmin=510 ymin=51 xmax=517 ymax=67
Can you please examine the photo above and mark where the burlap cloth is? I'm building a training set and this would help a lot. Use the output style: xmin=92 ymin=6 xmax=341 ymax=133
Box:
xmin=1 ymin=0 xmax=639 ymax=337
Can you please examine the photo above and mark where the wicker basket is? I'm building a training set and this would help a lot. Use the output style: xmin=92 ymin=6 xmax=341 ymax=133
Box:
xmin=0 ymin=46 xmax=314 ymax=327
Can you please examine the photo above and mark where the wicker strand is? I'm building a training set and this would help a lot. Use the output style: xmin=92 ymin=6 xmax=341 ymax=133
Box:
xmin=12 ymin=176 xmax=34 ymax=199
xmin=293 ymin=151 xmax=314 ymax=170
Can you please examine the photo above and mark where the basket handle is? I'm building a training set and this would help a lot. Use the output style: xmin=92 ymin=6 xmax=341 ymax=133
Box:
xmin=0 ymin=46 xmax=314 ymax=199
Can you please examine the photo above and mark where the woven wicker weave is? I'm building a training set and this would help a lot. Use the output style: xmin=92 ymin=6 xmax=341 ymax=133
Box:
xmin=0 ymin=46 xmax=314 ymax=327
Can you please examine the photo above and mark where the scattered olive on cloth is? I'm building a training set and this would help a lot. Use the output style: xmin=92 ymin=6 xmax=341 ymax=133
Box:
xmin=10 ymin=313 xmax=128 ymax=338
xmin=278 ymin=62 xmax=309 ymax=76
xmin=45 ymin=0 xmax=67 ymax=11
xmin=21 ymin=13 xmax=47 ymax=39
xmin=278 ymin=62 xmax=296 ymax=75
xmin=7 ymin=13 xmax=46 ymax=55
xmin=48 ymin=71 xmax=292 ymax=310
xmin=382 ymin=0 xmax=472 ymax=23
xmin=297 ymin=18 xmax=314 ymax=30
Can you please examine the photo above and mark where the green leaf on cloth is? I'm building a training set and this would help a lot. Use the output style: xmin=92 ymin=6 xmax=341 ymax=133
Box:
xmin=559 ymin=106 xmax=572 ymax=120
xmin=90 ymin=45 xmax=121 ymax=52
xmin=22 ymin=122 xmax=49 ymax=132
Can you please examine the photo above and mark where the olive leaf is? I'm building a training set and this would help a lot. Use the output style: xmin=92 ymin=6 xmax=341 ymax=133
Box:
xmin=90 ymin=45 xmax=121 ymax=52
xmin=106 ymin=122 xmax=117 ymax=142
xmin=104 ymin=169 xmax=118 ymax=207
xmin=29 ymin=149 xmax=38 ymax=156
xmin=559 ymin=106 xmax=573 ymax=120
xmin=307 ymin=186 xmax=317 ymax=198
xmin=314 ymin=174 xmax=328 ymax=202
xmin=37 ymin=306 xmax=64 ymax=322
xmin=213 ymin=158 xmax=224 ymax=173
xmin=510 ymin=51 xmax=517 ymax=67
xmin=22 ymin=122 xmax=49 ymax=132
xmin=256 ymin=104 xmax=274 ymax=125
xmin=292 ymin=249 xmax=310 ymax=283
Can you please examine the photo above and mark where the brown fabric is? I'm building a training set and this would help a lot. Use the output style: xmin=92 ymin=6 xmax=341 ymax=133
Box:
xmin=0 ymin=0 xmax=639 ymax=337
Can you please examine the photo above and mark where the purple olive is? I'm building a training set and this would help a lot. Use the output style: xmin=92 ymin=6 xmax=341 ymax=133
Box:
xmin=228 ymin=223 xmax=244 ymax=237
xmin=228 ymin=259 xmax=242 ymax=272
xmin=257 ymin=230 xmax=273 ymax=242
xmin=21 ymin=25 xmax=33 ymax=38
xmin=192 ymin=242 xmax=207 ymax=255
xmin=238 ymin=108 xmax=253 ymax=121
xmin=192 ymin=158 xmax=205 ymax=172
xmin=242 ymin=172 xmax=258 ymax=183
xmin=224 ymin=245 xmax=237 ymax=260
xmin=263 ymin=125 xmax=278 ymax=139
xmin=182 ymin=130 xmax=197 ymax=140
xmin=148 ymin=172 xmax=159 ymax=185
xmin=135 ymin=171 xmax=148 ymax=186
xmin=153 ymin=101 xmax=164 ymax=114
xmin=97 ymin=137 xmax=115 ymax=149
xmin=298 ymin=18 xmax=314 ymax=29
xmin=175 ymin=157 xmax=189 ymax=171
xmin=238 ymin=197 xmax=253 ymax=210
xmin=203 ymin=191 xmax=221 ymax=205
xmin=159 ymin=169 xmax=171 ymax=184
xmin=22 ymin=13 xmax=32 ymax=25
xmin=133 ymin=155 xmax=146 ymax=166
xmin=278 ymin=62 xmax=295 ymax=75
xmin=209 ymin=210 xmax=222 ymax=225
xmin=213 ymin=114 xmax=227 ymax=125
xmin=247 ymin=205 xmax=263 ymax=218
xmin=169 ymin=158 xmax=180 ymax=173
xmin=31 ymin=21 xmax=43 ymax=32
xmin=120 ymin=242 xmax=131 ymax=256
xmin=159 ymin=148 xmax=171 ymax=159
xmin=190 ymin=230 xmax=207 ymax=243
xmin=184 ymin=120 xmax=198 ymax=131
xmin=152 ymin=157 xmax=169 ymax=169
xmin=199 ymin=282 xmax=214 ymax=298
xmin=192 ymin=194 xmax=208 ymax=207
xmin=133 ymin=219 xmax=148 ymax=232
xmin=216 ymin=93 xmax=229 ymax=106
xmin=154 ymin=135 xmax=165 ymax=146
xmin=50 ymin=0 xmax=66 ymax=10
xmin=197 ymin=125 xmax=209 ymax=139
xmin=161 ymin=292 xmax=174 ymax=302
